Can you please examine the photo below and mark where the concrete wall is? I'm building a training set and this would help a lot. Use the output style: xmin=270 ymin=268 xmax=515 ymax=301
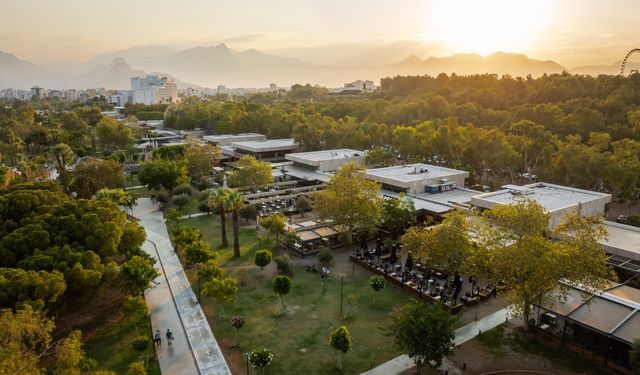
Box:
xmin=317 ymin=155 xmax=365 ymax=172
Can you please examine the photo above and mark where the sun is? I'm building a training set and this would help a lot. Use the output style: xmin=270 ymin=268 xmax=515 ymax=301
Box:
xmin=426 ymin=0 xmax=551 ymax=56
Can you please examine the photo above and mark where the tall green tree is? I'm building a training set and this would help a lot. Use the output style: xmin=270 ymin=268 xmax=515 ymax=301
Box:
xmin=314 ymin=163 xmax=382 ymax=244
xmin=387 ymin=301 xmax=456 ymax=374
xmin=228 ymin=155 xmax=273 ymax=190
xmin=138 ymin=158 xmax=189 ymax=191
xmin=226 ymin=190 xmax=245 ymax=258
xmin=121 ymin=255 xmax=159 ymax=295
xmin=259 ymin=212 xmax=286 ymax=243
xmin=208 ymin=187 xmax=232 ymax=247
xmin=272 ymin=275 xmax=292 ymax=315
xmin=381 ymin=194 xmax=416 ymax=238
xmin=465 ymin=199 xmax=615 ymax=331
xmin=402 ymin=211 xmax=470 ymax=277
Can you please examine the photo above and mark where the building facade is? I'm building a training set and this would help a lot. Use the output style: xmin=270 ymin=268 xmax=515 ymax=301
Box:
xmin=131 ymin=75 xmax=178 ymax=105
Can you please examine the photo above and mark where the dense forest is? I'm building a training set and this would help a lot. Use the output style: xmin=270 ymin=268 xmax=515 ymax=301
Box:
xmin=163 ymin=73 xmax=640 ymax=201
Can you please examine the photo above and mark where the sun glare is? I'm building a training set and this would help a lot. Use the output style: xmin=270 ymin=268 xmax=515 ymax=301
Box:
xmin=427 ymin=0 xmax=551 ymax=56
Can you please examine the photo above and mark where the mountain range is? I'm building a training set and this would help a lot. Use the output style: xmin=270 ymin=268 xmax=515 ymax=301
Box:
xmin=0 ymin=43 xmax=632 ymax=90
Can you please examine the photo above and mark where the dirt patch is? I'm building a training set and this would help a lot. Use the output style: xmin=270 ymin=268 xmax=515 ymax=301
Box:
xmin=447 ymin=324 xmax=615 ymax=375
xmin=53 ymin=286 xmax=127 ymax=341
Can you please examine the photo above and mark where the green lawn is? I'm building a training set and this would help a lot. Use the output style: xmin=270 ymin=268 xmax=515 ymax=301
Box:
xmin=179 ymin=215 xmax=415 ymax=375
xmin=85 ymin=314 xmax=161 ymax=375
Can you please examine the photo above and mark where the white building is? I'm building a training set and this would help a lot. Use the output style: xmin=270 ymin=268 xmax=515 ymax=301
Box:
xmin=131 ymin=75 xmax=178 ymax=105
xmin=282 ymin=149 xmax=366 ymax=183
xmin=471 ymin=182 xmax=612 ymax=227
xmin=202 ymin=133 xmax=266 ymax=146
xmin=364 ymin=163 xmax=469 ymax=194
xmin=109 ymin=90 xmax=133 ymax=107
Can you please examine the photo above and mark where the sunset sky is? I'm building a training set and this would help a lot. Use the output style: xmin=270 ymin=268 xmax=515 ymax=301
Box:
xmin=0 ymin=0 xmax=638 ymax=67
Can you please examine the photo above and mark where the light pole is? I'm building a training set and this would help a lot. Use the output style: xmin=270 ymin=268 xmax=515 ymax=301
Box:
xmin=340 ymin=274 xmax=344 ymax=318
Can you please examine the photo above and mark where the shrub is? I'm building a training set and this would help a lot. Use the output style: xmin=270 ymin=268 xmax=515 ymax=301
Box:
xmin=127 ymin=361 xmax=147 ymax=375
xmin=240 ymin=204 xmax=258 ymax=223
xmin=155 ymin=191 xmax=170 ymax=206
xmin=254 ymin=249 xmax=273 ymax=270
xmin=198 ymin=199 xmax=211 ymax=214
xmin=370 ymin=275 xmax=386 ymax=292
xmin=248 ymin=348 xmax=274 ymax=370
xmin=172 ymin=183 xmax=196 ymax=196
xmin=132 ymin=336 xmax=150 ymax=352
xmin=274 ymin=254 xmax=294 ymax=277
xmin=317 ymin=247 xmax=333 ymax=264
xmin=171 ymin=193 xmax=191 ymax=210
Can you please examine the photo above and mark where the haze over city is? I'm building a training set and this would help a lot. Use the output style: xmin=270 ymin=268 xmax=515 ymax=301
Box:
xmin=1 ymin=0 xmax=640 ymax=88
xmin=2 ymin=1 xmax=640 ymax=375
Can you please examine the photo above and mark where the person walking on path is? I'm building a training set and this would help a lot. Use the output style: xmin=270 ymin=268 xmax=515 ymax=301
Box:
xmin=166 ymin=329 xmax=174 ymax=347
xmin=154 ymin=330 xmax=162 ymax=347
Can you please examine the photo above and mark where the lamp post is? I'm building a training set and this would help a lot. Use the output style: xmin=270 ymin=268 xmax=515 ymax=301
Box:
xmin=244 ymin=352 xmax=251 ymax=375
xmin=340 ymin=274 xmax=344 ymax=318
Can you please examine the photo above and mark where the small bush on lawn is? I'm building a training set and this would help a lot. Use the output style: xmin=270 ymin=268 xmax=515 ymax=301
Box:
xmin=317 ymin=247 xmax=333 ymax=264
xmin=274 ymin=254 xmax=294 ymax=277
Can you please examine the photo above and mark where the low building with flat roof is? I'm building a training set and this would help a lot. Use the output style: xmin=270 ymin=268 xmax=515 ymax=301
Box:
xmin=602 ymin=221 xmax=640 ymax=267
xmin=471 ymin=182 xmax=612 ymax=227
xmin=230 ymin=138 xmax=297 ymax=162
xmin=364 ymin=163 xmax=469 ymax=194
xmin=202 ymin=133 xmax=266 ymax=145
xmin=285 ymin=149 xmax=365 ymax=172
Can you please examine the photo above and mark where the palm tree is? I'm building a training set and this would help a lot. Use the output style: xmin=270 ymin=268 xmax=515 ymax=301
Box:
xmin=226 ymin=190 xmax=245 ymax=258
xmin=208 ymin=187 xmax=231 ymax=247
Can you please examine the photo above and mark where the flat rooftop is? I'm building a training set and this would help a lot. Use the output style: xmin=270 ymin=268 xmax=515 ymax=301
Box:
xmin=539 ymin=281 xmax=640 ymax=344
xmin=202 ymin=133 xmax=265 ymax=143
xmin=602 ymin=221 xmax=640 ymax=263
xmin=365 ymin=163 xmax=468 ymax=183
xmin=471 ymin=182 xmax=612 ymax=213
xmin=230 ymin=138 xmax=296 ymax=153
xmin=286 ymin=149 xmax=364 ymax=163
xmin=381 ymin=188 xmax=475 ymax=215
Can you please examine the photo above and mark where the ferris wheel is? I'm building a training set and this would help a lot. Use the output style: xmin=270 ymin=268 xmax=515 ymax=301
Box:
xmin=620 ymin=49 xmax=640 ymax=75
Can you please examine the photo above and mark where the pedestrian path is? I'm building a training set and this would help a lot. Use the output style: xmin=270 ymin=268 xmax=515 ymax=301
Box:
xmin=135 ymin=198 xmax=231 ymax=375
xmin=178 ymin=212 xmax=209 ymax=220
xmin=361 ymin=306 xmax=513 ymax=375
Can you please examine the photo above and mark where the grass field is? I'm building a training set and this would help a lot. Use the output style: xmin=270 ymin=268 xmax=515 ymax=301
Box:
xmin=179 ymin=215 xmax=415 ymax=374
xmin=85 ymin=313 xmax=161 ymax=375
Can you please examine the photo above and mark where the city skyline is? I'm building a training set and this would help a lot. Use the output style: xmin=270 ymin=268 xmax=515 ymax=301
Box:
xmin=1 ymin=0 xmax=639 ymax=68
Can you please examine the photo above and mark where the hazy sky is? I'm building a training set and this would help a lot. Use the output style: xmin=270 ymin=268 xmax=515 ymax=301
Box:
xmin=1 ymin=0 xmax=638 ymax=66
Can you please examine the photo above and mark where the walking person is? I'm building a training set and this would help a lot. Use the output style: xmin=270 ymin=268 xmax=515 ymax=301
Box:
xmin=166 ymin=329 xmax=174 ymax=347
xmin=154 ymin=329 xmax=162 ymax=347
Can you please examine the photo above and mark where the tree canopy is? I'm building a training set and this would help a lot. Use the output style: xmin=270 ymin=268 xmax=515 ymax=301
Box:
xmin=314 ymin=163 xmax=382 ymax=242
xmin=387 ymin=301 xmax=456 ymax=371
xmin=465 ymin=198 xmax=615 ymax=331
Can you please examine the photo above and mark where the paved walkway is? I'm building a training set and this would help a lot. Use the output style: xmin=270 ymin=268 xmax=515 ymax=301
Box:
xmin=361 ymin=306 xmax=513 ymax=375
xmin=178 ymin=212 xmax=209 ymax=220
xmin=134 ymin=198 xmax=231 ymax=375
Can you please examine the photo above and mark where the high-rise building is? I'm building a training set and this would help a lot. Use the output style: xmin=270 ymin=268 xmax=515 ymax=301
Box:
xmin=131 ymin=75 xmax=178 ymax=105
xmin=31 ymin=86 xmax=44 ymax=99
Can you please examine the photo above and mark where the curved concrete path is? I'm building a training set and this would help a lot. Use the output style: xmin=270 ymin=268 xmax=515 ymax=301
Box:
xmin=134 ymin=198 xmax=231 ymax=375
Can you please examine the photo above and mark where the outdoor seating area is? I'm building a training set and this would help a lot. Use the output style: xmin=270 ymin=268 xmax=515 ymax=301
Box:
xmin=281 ymin=218 xmax=344 ymax=257
xmin=352 ymin=236 xmax=502 ymax=314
